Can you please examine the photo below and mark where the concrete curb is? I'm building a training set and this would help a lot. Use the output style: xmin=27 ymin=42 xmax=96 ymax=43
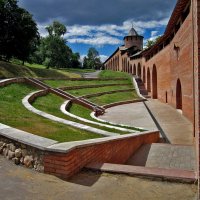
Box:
xmin=0 ymin=123 xmax=58 ymax=150
xmin=60 ymin=100 xmax=138 ymax=133
xmin=46 ymin=130 xmax=159 ymax=153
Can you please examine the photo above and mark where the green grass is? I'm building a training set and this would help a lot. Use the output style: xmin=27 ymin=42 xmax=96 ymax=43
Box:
xmin=44 ymin=79 xmax=131 ymax=88
xmin=33 ymin=93 xmax=130 ymax=134
xmin=68 ymin=85 xmax=133 ymax=97
xmin=0 ymin=61 xmax=81 ymax=79
xmin=99 ymin=70 xmax=131 ymax=79
xmin=0 ymin=83 xmax=101 ymax=142
xmin=68 ymin=103 xmax=95 ymax=121
xmin=63 ymin=68 xmax=96 ymax=73
xmin=88 ymin=91 xmax=139 ymax=106
xmin=25 ymin=63 xmax=80 ymax=78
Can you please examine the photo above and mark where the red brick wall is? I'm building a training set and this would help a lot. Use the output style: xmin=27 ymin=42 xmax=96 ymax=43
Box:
xmin=193 ymin=0 xmax=200 ymax=196
xmin=44 ymin=131 xmax=159 ymax=179
xmin=105 ymin=6 xmax=194 ymax=125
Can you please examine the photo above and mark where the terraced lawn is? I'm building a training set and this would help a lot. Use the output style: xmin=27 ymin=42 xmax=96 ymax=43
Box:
xmin=67 ymin=84 xmax=133 ymax=97
xmin=0 ymin=83 xmax=101 ymax=142
xmin=99 ymin=70 xmax=131 ymax=79
xmin=33 ymin=93 xmax=131 ymax=134
xmin=44 ymin=79 xmax=131 ymax=88
xmin=88 ymin=91 xmax=139 ymax=106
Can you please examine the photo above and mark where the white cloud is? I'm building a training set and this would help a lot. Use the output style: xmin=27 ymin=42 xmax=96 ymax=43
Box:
xmin=68 ymin=35 xmax=122 ymax=46
xmin=99 ymin=55 xmax=108 ymax=62
xmin=37 ymin=17 xmax=168 ymax=47
xmin=151 ymin=31 xmax=158 ymax=37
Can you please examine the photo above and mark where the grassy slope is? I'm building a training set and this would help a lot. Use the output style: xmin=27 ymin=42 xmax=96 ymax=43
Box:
xmin=99 ymin=70 xmax=131 ymax=79
xmin=44 ymin=79 xmax=130 ymax=88
xmin=0 ymin=61 xmax=80 ymax=79
xmin=88 ymin=91 xmax=139 ymax=106
xmin=0 ymin=83 xmax=101 ymax=142
xmin=68 ymin=85 xmax=133 ymax=96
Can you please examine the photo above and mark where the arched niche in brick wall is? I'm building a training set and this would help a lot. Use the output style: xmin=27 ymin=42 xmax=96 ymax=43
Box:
xmin=152 ymin=65 xmax=158 ymax=99
xmin=143 ymin=66 xmax=146 ymax=83
xmin=176 ymin=79 xmax=182 ymax=110
xmin=147 ymin=67 xmax=151 ymax=92
xmin=133 ymin=64 xmax=136 ymax=75
xmin=138 ymin=63 xmax=141 ymax=77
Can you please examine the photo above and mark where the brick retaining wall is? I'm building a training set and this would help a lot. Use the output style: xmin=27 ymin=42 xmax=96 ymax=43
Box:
xmin=44 ymin=131 xmax=159 ymax=179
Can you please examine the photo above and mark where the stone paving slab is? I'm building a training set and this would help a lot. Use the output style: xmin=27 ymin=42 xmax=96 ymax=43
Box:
xmin=86 ymin=163 xmax=196 ymax=183
xmin=145 ymin=99 xmax=194 ymax=145
xmin=98 ymin=102 xmax=158 ymax=130
xmin=126 ymin=143 xmax=196 ymax=171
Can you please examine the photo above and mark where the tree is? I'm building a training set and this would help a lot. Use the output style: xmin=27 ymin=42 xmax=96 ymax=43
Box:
xmin=0 ymin=0 xmax=39 ymax=63
xmin=31 ymin=21 xmax=72 ymax=69
xmin=70 ymin=52 xmax=81 ymax=68
xmin=83 ymin=47 xmax=102 ymax=69
xmin=45 ymin=21 xmax=67 ymax=37
xmin=145 ymin=36 xmax=162 ymax=48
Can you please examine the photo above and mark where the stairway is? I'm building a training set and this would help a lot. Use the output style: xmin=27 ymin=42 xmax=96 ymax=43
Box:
xmin=135 ymin=77 xmax=151 ymax=98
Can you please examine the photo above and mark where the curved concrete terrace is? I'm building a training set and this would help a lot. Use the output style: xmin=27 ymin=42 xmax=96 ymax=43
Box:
xmin=22 ymin=90 xmax=119 ymax=137
xmin=60 ymin=100 xmax=139 ymax=133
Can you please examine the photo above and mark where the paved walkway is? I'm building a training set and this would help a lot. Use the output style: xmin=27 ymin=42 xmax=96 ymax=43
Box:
xmin=127 ymin=143 xmax=196 ymax=171
xmin=145 ymin=100 xmax=194 ymax=145
xmin=0 ymin=157 xmax=197 ymax=200
xmin=99 ymin=100 xmax=194 ymax=145
xmin=82 ymin=70 xmax=101 ymax=78
xmin=99 ymin=102 xmax=157 ymax=130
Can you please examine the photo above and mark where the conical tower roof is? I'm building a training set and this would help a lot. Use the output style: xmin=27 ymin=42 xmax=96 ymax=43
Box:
xmin=128 ymin=27 xmax=138 ymax=36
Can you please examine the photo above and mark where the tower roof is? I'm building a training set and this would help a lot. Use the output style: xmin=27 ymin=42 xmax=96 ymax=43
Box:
xmin=128 ymin=27 xmax=138 ymax=36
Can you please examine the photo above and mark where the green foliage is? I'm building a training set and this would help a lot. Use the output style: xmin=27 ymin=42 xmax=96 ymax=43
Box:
xmin=0 ymin=0 xmax=39 ymax=62
xmin=31 ymin=21 xmax=81 ymax=69
xmin=145 ymin=35 xmax=162 ymax=48
xmin=70 ymin=52 xmax=81 ymax=68
xmin=45 ymin=21 xmax=67 ymax=37
xmin=83 ymin=47 xmax=102 ymax=69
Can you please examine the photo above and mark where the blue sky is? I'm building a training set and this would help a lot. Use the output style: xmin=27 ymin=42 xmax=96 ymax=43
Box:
xmin=18 ymin=0 xmax=177 ymax=62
